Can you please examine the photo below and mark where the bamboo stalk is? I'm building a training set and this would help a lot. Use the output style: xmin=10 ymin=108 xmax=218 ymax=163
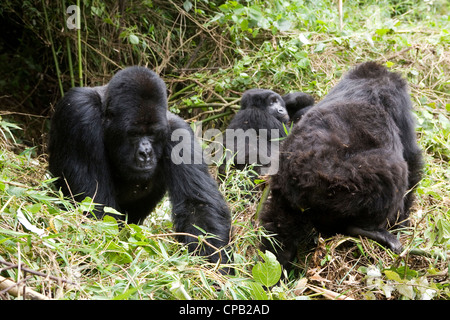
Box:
xmin=0 ymin=276 xmax=49 ymax=300
xmin=42 ymin=0 xmax=64 ymax=96
xmin=77 ymin=0 xmax=83 ymax=86
xmin=62 ymin=0 xmax=75 ymax=87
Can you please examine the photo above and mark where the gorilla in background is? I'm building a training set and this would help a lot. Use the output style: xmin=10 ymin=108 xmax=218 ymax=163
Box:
xmin=220 ymin=89 xmax=289 ymax=176
xmin=282 ymin=91 xmax=315 ymax=123
xmin=48 ymin=66 xmax=231 ymax=267
xmin=259 ymin=62 xmax=423 ymax=268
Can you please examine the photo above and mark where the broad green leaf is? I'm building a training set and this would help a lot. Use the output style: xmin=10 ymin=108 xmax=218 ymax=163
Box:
xmin=252 ymin=250 xmax=281 ymax=287
xmin=240 ymin=19 xmax=249 ymax=31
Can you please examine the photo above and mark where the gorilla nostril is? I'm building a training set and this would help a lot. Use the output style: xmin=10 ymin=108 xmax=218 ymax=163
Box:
xmin=137 ymin=141 xmax=152 ymax=163
xmin=138 ymin=151 xmax=148 ymax=162
xmin=137 ymin=149 xmax=151 ymax=162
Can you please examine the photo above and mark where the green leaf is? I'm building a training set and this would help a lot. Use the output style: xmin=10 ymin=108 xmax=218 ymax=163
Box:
xmin=252 ymin=250 xmax=281 ymax=287
xmin=248 ymin=281 xmax=268 ymax=300
xmin=26 ymin=203 xmax=42 ymax=214
xmin=128 ymin=34 xmax=139 ymax=45
xmin=104 ymin=241 xmax=133 ymax=264
xmin=375 ymin=28 xmax=392 ymax=36
xmin=314 ymin=42 xmax=326 ymax=53
xmin=183 ymin=1 xmax=193 ymax=12
xmin=52 ymin=216 xmax=65 ymax=232
xmin=112 ymin=287 xmax=138 ymax=300
xmin=275 ymin=18 xmax=291 ymax=32
xmin=240 ymin=18 xmax=249 ymax=31
xmin=384 ymin=270 xmax=402 ymax=282
xmin=102 ymin=214 xmax=120 ymax=235
xmin=436 ymin=219 xmax=450 ymax=242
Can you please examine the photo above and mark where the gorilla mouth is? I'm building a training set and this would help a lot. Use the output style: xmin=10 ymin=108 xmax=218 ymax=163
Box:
xmin=134 ymin=162 xmax=155 ymax=171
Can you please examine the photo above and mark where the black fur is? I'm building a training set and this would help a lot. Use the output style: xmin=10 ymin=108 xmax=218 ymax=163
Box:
xmin=221 ymin=89 xmax=289 ymax=175
xmin=282 ymin=92 xmax=315 ymax=123
xmin=259 ymin=62 xmax=423 ymax=267
xmin=48 ymin=66 xmax=231 ymax=266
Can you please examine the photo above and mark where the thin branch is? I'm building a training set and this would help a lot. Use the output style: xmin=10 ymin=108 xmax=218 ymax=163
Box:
xmin=0 ymin=259 xmax=77 ymax=285
xmin=307 ymin=284 xmax=354 ymax=300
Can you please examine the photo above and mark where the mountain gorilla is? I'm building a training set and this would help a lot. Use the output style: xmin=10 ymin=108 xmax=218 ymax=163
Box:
xmin=48 ymin=66 xmax=231 ymax=267
xmin=259 ymin=62 xmax=423 ymax=268
xmin=221 ymin=89 xmax=289 ymax=176
xmin=282 ymin=91 xmax=315 ymax=123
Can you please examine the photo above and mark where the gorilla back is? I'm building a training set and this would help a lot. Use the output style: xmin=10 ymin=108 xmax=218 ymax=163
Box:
xmin=48 ymin=66 xmax=231 ymax=266
xmin=259 ymin=62 xmax=423 ymax=267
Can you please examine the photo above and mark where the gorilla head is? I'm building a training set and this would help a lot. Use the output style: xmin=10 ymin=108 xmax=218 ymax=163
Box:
xmin=102 ymin=68 xmax=169 ymax=180
xmin=240 ymin=89 xmax=289 ymax=124
xmin=48 ymin=66 xmax=231 ymax=268
xmin=220 ymin=89 xmax=289 ymax=176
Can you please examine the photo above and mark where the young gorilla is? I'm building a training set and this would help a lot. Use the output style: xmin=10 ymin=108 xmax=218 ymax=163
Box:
xmin=259 ymin=62 xmax=423 ymax=268
xmin=221 ymin=89 xmax=289 ymax=176
xmin=282 ymin=91 xmax=315 ymax=123
xmin=48 ymin=66 xmax=231 ymax=267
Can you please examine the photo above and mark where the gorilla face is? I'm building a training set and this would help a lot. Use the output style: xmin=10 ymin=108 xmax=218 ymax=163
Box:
xmin=267 ymin=95 xmax=288 ymax=122
xmin=241 ymin=89 xmax=289 ymax=123
xmin=102 ymin=69 xmax=169 ymax=181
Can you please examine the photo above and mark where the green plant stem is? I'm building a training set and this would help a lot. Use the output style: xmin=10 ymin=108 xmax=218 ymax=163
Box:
xmin=77 ymin=0 xmax=83 ymax=87
xmin=198 ymin=111 xmax=234 ymax=124
xmin=62 ymin=0 xmax=75 ymax=88
xmin=42 ymin=0 xmax=64 ymax=97
xmin=169 ymin=83 xmax=196 ymax=101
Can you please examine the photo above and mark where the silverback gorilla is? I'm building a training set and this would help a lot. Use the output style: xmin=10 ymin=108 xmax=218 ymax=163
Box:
xmin=259 ymin=62 xmax=423 ymax=268
xmin=48 ymin=66 xmax=231 ymax=267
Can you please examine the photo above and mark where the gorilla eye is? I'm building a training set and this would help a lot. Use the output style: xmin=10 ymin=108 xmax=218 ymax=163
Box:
xmin=128 ymin=130 xmax=141 ymax=138
xmin=269 ymin=97 xmax=278 ymax=105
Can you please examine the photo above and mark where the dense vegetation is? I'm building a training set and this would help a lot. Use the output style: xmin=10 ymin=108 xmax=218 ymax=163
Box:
xmin=0 ymin=0 xmax=449 ymax=300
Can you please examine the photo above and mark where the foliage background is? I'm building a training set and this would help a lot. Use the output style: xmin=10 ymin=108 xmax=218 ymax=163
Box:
xmin=0 ymin=0 xmax=449 ymax=300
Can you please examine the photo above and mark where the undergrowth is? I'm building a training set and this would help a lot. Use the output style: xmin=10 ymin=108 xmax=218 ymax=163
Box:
xmin=0 ymin=0 xmax=449 ymax=300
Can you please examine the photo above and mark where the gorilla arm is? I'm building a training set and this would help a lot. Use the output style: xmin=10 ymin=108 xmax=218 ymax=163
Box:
xmin=162 ymin=112 xmax=231 ymax=265
xmin=48 ymin=86 xmax=119 ymax=219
